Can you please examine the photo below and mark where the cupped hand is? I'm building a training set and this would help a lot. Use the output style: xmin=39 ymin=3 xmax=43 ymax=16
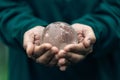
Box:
xmin=23 ymin=26 xmax=59 ymax=66
xmin=34 ymin=43 xmax=59 ymax=66
xmin=57 ymin=23 xmax=96 ymax=71
xmin=23 ymin=26 xmax=44 ymax=57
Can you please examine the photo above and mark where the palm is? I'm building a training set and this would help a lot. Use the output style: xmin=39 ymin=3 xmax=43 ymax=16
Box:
xmin=57 ymin=23 xmax=96 ymax=71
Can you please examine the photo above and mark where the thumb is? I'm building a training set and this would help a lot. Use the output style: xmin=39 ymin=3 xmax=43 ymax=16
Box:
xmin=26 ymin=42 xmax=34 ymax=57
xmin=23 ymin=32 xmax=35 ymax=57
xmin=83 ymin=27 xmax=96 ymax=48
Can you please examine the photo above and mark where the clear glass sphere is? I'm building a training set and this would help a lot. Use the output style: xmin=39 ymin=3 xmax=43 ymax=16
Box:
xmin=41 ymin=22 xmax=78 ymax=49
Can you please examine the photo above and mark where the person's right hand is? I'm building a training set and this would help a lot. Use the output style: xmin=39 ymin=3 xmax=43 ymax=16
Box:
xmin=23 ymin=26 xmax=59 ymax=66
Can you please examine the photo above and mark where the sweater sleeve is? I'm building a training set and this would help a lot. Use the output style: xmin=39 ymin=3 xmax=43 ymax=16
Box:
xmin=0 ymin=0 xmax=48 ymax=47
xmin=72 ymin=0 xmax=120 ymax=58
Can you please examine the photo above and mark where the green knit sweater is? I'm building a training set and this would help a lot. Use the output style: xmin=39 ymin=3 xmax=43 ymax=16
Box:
xmin=0 ymin=0 xmax=120 ymax=80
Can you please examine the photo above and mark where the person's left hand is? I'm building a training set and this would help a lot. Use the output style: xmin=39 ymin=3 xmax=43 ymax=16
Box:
xmin=56 ymin=23 xmax=96 ymax=71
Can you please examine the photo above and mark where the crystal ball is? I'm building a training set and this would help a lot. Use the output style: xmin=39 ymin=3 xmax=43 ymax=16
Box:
xmin=41 ymin=22 xmax=78 ymax=49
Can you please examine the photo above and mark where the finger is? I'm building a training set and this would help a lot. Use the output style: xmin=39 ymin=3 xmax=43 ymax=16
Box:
xmin=34 ymin=34 xmax=41 ymax=46
xmin=65 ymin=52 xmax=85 ymax=63
xmin=64 ymin=43 xmax=86 ymax=53
xmin=82 ymin=37 xmax=94 ymax=54
xmin=36 ymin=46 xmax=58 ymax=65
xmin=58 ymin=58 xmax=66 ymax=66
xmin=26 ymin=42 xmax=35 ymax=57
xmin=34 ymin=32 xmax=43 ymax=45
xmin=48 ymin=57 xmax=58 ymax=67
xmin=23 ymin=32 xmax=34 ymax=48
xmin=34 ymin=34 xmax=40 ymax=40
xmin=77 ymin=33 xmax=84 ymax=43
xmin=23 ymin=32 xmax=35 ymax=56
xmin=34 ymin=40 xmax=40 ymax=46
xmin=59 ymin=66 xmax=67 ymax=71
xmin=83 ymin=27 xmax=96 ymax=48
xmin=58 ymin=58 xmax=70 ymax=67
xmin=48 ymin=47 xmax=59 ymax=66
xmin=64 ymin=43 xmax=93 ymax=56
xmin=56 ymin=50 xmax=66 ymax=59
xmin=83 ymin=36 xmax=95 ymax=48
xmin=36 ymin=50 xmax=52 ymax=64
xmin=33 ymin=43 xmax=52 ymax=58
xmin=58 ymin=58 xmax=69 ymax=71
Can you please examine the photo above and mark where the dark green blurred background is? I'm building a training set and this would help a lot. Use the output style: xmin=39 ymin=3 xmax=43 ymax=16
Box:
xmin=0 ymin=42 xmax=8 ymax=80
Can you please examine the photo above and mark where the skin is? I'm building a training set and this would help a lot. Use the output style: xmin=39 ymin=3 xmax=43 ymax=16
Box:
xmin=23 ymin=23 xmax=96 ymax=71
xmin=23 ymin=26 xmax=59 ymax=66
xmin=56 ymin=23 xmax=96 ymax=71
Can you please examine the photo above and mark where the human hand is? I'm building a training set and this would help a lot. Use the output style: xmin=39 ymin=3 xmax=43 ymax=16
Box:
xmin=33 ymin=43 xmax=59 ymax=66
xmin=57 ymin=23 xmax=96 ymax=71
xmin=23 ymin=26 xmax=59 ymax=66
xmin=23 ymin=26 xmax=44 ymax=57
